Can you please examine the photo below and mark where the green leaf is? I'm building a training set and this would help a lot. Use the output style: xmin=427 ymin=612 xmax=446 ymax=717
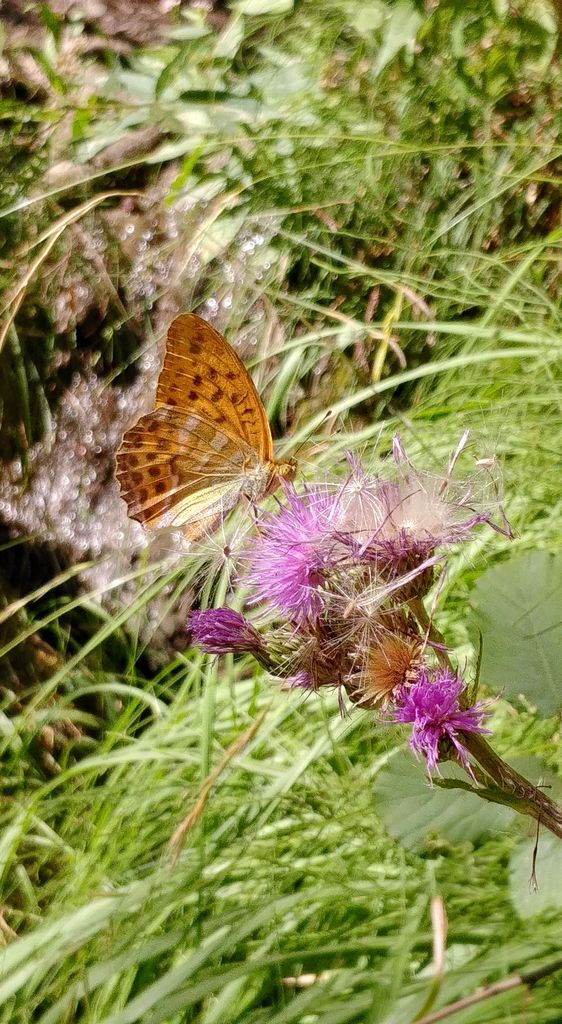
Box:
xmin=469 ymin=551 xmax=562 ymax=715
xmin=348 ymin=4 xmax=386 ymax=40
xmin=40 ymin=4 xmax=64 ymax=44
xmin=510 ymin=832 xmax=562 ymax=918
xmin=214 ymin=13 xmax=245 ymax=58
xmin=198 ymin=211 xmax=248 ymax=266
xmin=374 ymin=751 xmax=515 ymax=851
xmin=508 ymin=756 xmax=562 ymax=917
xmin=372 ymin=2 xmax=423 ymax=77
xmin=231 ymin=0 xmax=293 ymax=14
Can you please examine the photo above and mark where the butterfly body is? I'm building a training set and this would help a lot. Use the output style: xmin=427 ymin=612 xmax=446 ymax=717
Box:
xmin=116 ymin=314 xmax=295 ymax=539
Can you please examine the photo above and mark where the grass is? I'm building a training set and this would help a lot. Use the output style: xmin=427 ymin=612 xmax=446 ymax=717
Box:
xmin=1 ymin=0 xmax=562 ymax=1021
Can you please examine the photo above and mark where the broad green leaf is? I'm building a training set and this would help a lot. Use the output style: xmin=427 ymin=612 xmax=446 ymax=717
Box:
xmin=469 ymin=551 xmax=562 ymax=715
xmin=250 ymin=59 xmax=315 ymax=104
xmin=374 ymin=751 xmax=515 ymax=850
xmin=508 ymin=758 xmax=562 ymax=917
xmin=174 ymin=97 xmax=271 ymax=133
xmin=74 ymin=113 xmax=146 ymax=162
xmin=145 ymin=137 xmax=205 ymax=165
xmin=510 ymin=832 xmax=562 ymax=918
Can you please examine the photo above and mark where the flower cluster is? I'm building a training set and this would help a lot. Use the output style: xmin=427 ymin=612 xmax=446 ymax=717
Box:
xmin=188 ymin=435 xmax=507 ymax=778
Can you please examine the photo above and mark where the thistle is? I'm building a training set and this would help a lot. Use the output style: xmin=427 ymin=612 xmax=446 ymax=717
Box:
xmin=188 ymin=436 xmax=562 ymax=840
xmin=189 ymin=608 xmax=265 ymax=657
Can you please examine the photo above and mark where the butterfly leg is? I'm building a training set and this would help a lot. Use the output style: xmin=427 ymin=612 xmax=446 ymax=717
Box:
xmin=239 ymin=494 xmax=262 ymax=532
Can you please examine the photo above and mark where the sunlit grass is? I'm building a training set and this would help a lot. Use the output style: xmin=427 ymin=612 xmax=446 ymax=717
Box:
xmin=1 ymin=1 xmax=562 ymax=1021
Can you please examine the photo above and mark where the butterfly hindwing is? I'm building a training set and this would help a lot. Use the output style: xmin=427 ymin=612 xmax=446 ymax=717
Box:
xmin=115 ymin=405 xmax=265 ymax=535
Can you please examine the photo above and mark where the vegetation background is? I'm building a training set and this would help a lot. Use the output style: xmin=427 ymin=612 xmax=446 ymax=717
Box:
xmin=0 ymin=0 xmax=561 ymax=1021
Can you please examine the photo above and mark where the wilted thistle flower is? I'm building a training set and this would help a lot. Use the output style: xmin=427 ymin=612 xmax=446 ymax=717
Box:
xmin=189 ymin=608 xmax=265 ymax=657
xmin=335 ymin=436 xmax=507 ymax=599
xmin=392 ymin=668 xmax=492 ymax=779
xmin=346 ymin=632 xmax=423 ymax=708
xmin=241 ymin=487 xmax=344 ymax=624
xmin=389 ymin=433 xmax=507 ymax=542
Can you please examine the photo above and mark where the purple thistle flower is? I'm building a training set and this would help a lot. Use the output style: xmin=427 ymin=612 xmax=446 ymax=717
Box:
xmin=189 ymin=608 xmax=265 ymax=655
xmin=242 ymin=488 xmax=342 ymax=624
xmin=392 ymin=668 xmax=492 ymax=779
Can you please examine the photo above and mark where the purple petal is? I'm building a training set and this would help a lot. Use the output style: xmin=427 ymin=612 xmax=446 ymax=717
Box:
xmin=242 ymin=488 xmax=342 ymax=624
xmin=392 ymin=667 xmax=492 ymax=779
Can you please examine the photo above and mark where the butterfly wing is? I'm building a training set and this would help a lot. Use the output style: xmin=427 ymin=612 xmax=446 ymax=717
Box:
xmin=156 ymin=313 xmax=274 ymax=461
xmin=115 ymin=405 xmax=267 ymax=536
xmin=116 ymin=313 xmax=282 ymax=538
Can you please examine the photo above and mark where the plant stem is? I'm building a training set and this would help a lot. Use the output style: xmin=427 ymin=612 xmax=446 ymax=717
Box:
xmin=458 ymin=731 xmax=562 ymax=840
xmin=410 ymin=597 xmax=562 ymax=841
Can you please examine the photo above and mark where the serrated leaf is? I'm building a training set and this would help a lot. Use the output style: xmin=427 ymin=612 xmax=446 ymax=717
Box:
xmin=374 ymin=751 xmax=515 ymax=850
xmin=469 ymin=551 xmax=562 ymax=715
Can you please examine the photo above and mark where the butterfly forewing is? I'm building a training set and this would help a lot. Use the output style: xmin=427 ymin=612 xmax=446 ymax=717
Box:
xmin=157 ymin=314 xmax=273 ymax=461
xmin=116 ymin=313 xmax=293 ymax=539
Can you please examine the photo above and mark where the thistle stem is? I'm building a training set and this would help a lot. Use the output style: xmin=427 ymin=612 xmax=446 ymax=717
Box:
xmin=409 ymin=598 xmax=562 ymax=842
xmin=459 ymin=731 xmax=562 ymax=839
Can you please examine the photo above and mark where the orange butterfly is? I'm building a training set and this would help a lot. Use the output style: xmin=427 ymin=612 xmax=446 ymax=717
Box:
xmin=116 ymin=314 xmax=296 ymax=539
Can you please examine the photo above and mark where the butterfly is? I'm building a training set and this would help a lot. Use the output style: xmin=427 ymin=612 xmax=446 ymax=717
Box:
xmin=115 ymin=313 xmax=296 ymax=540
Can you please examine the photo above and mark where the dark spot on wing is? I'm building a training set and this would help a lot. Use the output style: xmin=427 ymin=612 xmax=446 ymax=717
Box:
xmin=193 ymin=374 xmax=203 ymax=387
xmin=188 ymin=390 xmax=199 ymax=401
xmin=155 ymin=481 xmax=167 ymax=495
